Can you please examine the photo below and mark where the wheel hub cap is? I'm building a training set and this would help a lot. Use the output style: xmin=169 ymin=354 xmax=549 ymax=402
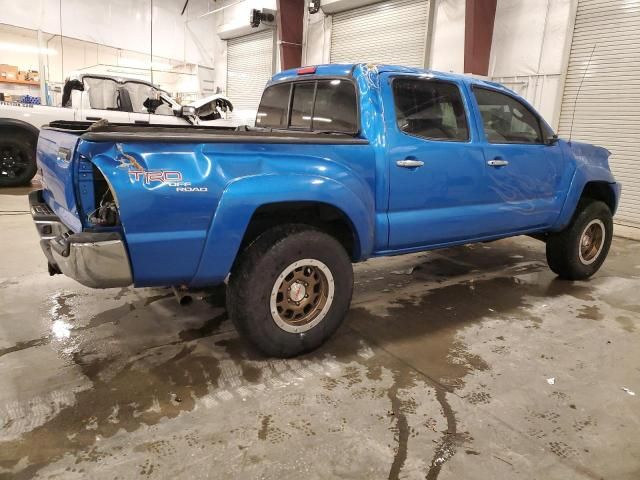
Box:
xmin=270 ymin=259 xmax=335 ymax=333
xmin=578 ymin=219 xmax=605 ymax=266
xmin=0 ymin=146 xmax=26 ymax=178
xmin=288 ymin=281 xmax=307 ymax=303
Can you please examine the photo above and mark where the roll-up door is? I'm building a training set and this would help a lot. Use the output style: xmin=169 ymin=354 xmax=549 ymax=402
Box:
xmin=227 ymin=29 xmax=274 ymax=126
xmin=330 ymin=0 xmax=430 ymax=68
xmin=558 ymin=0 xmax=640 ymax=228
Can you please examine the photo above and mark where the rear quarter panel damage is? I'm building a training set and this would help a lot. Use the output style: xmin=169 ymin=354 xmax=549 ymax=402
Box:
xmin=83 ymin=140 xmax=376 ymax=287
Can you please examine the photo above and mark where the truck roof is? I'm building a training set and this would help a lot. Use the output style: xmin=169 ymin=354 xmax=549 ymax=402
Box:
xmin=270 ymin=63 xmax=515 ymax=95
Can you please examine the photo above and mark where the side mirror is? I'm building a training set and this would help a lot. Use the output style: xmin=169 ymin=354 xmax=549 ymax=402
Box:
xmin=545 ymin=134 xmax=559 ymax=146
xmin=180 ymin=105 xmax=196 ymax=117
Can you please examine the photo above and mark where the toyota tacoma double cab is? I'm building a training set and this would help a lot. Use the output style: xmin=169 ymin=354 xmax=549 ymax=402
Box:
xmin=30 ymin=63 xmax=621 ymax=357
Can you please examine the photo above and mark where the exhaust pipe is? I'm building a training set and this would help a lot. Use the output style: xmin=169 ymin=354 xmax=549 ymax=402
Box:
xmin=172 ymin=285 xmax=193 ymax=306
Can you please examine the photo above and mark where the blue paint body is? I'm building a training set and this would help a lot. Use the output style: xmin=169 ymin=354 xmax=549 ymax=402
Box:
xmin=36 ymin=64 xmax=621 ymax=288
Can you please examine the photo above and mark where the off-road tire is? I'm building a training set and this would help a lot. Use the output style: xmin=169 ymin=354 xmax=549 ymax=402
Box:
xmin=0 ymin=132 xmax=37 ymax=187
xmin=227 ymin=224 xmax=353 ymax=357
xmin=546 ymin=200 xmax=613 ymax=280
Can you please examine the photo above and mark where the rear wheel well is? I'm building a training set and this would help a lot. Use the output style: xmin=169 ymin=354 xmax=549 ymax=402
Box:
xmin=238 ymin=202 xmax=359 ymax=261
xmin=580 ymin=182 xmax=616 ymax=213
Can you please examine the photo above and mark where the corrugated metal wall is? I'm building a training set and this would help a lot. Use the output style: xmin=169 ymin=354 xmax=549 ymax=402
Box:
xmin=330 ymin=0 xmax=430 ymax=68
xmin=559 ymin=0 xmax=640 ymax=228
xmin=227 ymin=29 xmax=274 ymax=126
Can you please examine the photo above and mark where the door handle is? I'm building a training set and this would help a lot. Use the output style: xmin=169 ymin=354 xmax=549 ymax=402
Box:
xmin=487 ymin=159 xmax=509 ymax=167
xmin=396 ymin=159 xmax=425 ymax=168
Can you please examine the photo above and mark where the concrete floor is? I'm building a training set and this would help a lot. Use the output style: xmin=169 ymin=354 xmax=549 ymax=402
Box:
xmin=1 ymin=187 xmax=639 ymax=480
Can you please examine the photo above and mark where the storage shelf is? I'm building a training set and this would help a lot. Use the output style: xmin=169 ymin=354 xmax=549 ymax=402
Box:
xmin=0 ymin=78 xmax=39 ymax=86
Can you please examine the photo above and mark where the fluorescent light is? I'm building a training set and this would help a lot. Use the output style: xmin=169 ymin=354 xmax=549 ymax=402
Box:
xmin=0 ymin=42 xmax=57 ymax=55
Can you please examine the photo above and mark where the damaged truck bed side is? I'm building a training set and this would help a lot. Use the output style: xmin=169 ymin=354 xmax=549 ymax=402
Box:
xmin=31 ymin=63 xmax=621 ymax=357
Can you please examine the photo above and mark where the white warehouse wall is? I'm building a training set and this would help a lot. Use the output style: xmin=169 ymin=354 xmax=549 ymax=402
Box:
xmin=0 ymin=0 xmax=199 ymax=64
xmin=488 ymin=0 xmax=573 ymax=127
xmin=429 ymin=0 xmax=465 ymax=73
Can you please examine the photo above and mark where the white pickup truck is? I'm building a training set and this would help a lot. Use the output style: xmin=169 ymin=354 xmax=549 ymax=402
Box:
xmin=0 ymin=74 xmax=235 ymax=187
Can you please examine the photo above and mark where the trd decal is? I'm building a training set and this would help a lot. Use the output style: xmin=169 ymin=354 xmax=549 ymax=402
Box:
xmin=128 ymin=170 xmax=183 ymax=183
xmin=115 ymin=143 xmax=208 ymax=192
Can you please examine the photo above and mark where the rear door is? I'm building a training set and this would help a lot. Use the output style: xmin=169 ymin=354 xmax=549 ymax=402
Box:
xmin=384 ymin=75 xmax=489 ymax=249
xmin=470 ymin=86 xmax=569 ymax=233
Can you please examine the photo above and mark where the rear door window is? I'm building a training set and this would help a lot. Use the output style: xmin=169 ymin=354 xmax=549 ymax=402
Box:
xmin=393 ymin=77 xmax=469 ymax=142
xmin=256 ymin=79 xmax=358 ymax=133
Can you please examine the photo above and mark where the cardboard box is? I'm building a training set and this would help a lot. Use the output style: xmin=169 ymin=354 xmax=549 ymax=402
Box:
xmin=0 ymin=64 xmax=18 ymax=81
xmin=17 ymin=71 xmax=27 ymax=81
xmin=0 ymin=64 xmax=19 ymax=74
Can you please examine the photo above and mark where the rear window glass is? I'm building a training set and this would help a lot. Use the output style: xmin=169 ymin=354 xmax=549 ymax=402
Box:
xmin=314 ymin=80 xmax=357 ymax=132
xmin=255 ymin=79 xmax=358 ymax=133
xmin=256 ymin=83 xmax=290 ymax=128
xmin=290 ymin=82 xmax=315 ymax=129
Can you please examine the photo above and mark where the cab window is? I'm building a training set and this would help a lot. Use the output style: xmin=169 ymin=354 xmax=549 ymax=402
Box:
xmin=473 ymin=87 xmax=542 ymax=144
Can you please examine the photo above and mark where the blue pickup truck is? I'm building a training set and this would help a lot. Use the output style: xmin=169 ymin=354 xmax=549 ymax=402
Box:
xmin=30 ymin=63 xmax=620 ymax=357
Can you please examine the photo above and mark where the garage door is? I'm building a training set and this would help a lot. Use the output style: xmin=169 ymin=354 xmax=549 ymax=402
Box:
xmin=330 ymin=0 xmax=430 ymax=68
xmin=558 ymin=0 xmax=640 ymax=228
xmin=227 ymin=29 xmax=274 ymax=126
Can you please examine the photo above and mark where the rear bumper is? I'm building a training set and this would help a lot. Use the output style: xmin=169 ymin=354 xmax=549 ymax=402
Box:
xmin=29 ymin=190 xmax=133 ymax=288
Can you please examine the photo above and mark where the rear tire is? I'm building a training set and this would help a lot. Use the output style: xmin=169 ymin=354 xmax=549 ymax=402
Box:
xmin=227 ymin=224 xmax=353 ymax=357
xmin=0 ymin=132 xmax=37 ymax=187
xmin=546 ymin=200 xmax=613 ymax=280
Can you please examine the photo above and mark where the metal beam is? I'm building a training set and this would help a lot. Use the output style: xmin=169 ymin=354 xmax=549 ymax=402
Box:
xmin=464 ymin=0 xmax=497 ymax=76
xmin=276 ymin=0 xmax=305 ymax=70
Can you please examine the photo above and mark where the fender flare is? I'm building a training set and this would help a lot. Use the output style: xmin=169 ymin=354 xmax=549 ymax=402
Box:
xmin=190 ymin=174 xmax=375 ymax=287
xmin=551 ymin=168 xmax=619 ymax=231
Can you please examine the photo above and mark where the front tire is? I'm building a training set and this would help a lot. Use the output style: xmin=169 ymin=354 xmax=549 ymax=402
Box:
xmin=227 ymin=224 xmax=353 ymax=357
xmin=0 ymin=132 xmax=37 ymax=187
xmin=546 ymin=200 xmax=613 ymax=280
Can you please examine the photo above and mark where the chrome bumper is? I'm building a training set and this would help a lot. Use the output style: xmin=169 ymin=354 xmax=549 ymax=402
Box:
xmin=29 ymin=190 xmax=133 ymax=288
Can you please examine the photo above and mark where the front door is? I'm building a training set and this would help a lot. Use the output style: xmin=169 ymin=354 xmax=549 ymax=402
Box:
xmin=385 ymin=75 xmax=490 ymax=250
xmin=470 ymin=86 xmax=569 ymax=233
